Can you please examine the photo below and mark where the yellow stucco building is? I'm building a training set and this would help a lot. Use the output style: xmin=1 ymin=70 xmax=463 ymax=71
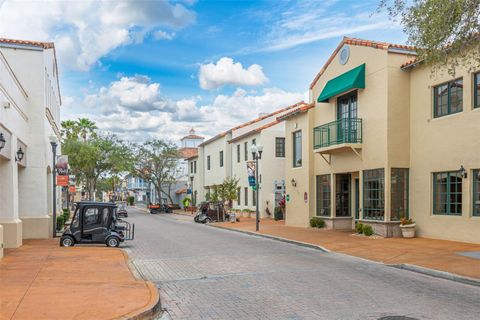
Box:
xmin=283 ymin=37 xmax=480 ymax=243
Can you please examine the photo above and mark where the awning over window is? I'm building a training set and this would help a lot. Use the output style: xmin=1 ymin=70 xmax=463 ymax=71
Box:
xmin=317 ymin=64 xmax=365 ymax=103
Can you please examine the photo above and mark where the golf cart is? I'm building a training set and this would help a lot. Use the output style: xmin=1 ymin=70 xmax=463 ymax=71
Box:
xmin=116 ymin=201 xmax=128 ymax=217
xmin=60 ymin=201 xmax=134 ymax=247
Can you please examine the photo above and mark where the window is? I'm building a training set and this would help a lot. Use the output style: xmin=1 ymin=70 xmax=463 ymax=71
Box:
xmin=433 ymin=171 xmax=462 ymax=215
xmin=84 ymin=207 xmax=100 ymax=225
xmin=473 ymin=170 xmax=480 ymax=216
xmin=194 ymin=161 xmax=197 ymax=174
xmin=275 ymin=137 xmax=285 ymax=158
xmin=316 ymin=175 xmax=330 ymax=216
xmin=252 ymin=189 xmax=256 ymax=206
xmin=292 ymin=131 xmax=302 ymax=167
xmin=237 ymin=144 xmax=241 ymax=163
xmin=244 ymin=141 xmax=248 ymax=161
xmin=190 ymin=162 xmax=194 ymax=174
xmin=391 ymin=169 xmax=409 ymax=220
xmin=237 ymin=187 xmax=241 ymax=205
xmin=220 ymin=151 xmax=224 ymax=167
xmin=434 ymin=78 xmax=463 ymax=118
xmin=244 ymin=187 xmax=248 ymax=206
xmin=336 ymin=174 xmax=350 ymax=217
xmin=363 ymin=169 xmax=385 ymax=220
xmin=475 ymin=72 xmax=480 ymax=109
xmin=102 ymin=208 xmax=110 ymax=226
xmin=207 ymin=156 xmax=211 ymax=170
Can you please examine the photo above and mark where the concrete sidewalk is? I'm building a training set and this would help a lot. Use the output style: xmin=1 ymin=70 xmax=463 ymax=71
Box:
xmin=215 ymin=218 xmax=480 ymax=280
xmin=0 ymin=239 xmax=159 ymax=320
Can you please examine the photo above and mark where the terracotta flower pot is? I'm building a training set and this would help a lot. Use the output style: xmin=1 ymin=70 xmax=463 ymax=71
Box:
xmin=400 ymin=223 xmax=416 ymax=238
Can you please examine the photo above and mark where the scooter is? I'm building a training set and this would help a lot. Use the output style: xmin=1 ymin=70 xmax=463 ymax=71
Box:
xmin=194 ymin=206 xmax=212 ymax=224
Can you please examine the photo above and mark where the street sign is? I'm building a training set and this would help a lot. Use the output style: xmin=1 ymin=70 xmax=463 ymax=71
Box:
xmin=286 ymin=194 xmax=290 ymax=202
xmin=69 ymin=186 xmax=76 ymax=193
xmin=68 ymin=175 xmax=76 ymax=186
xmin=246 ymin=160 xmax=256 ymax=186
xmin=55 ymin=155 xmax=68 ymax=175
xmin=56 ymin=175 xmax=68 ymax=186
xmin=187 ymin=188 xmax=192 ymax=194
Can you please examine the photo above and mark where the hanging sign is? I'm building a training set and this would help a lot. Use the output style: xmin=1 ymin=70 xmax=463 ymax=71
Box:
xmin=55 ymin=155 xmax=69 ymax=175
xmin=69 ymin=186 xmax=76 ymax=193
xmin=56 ymin=175 xmax=69 ymax=186
xmin=246 ymin=160 xmax=256 ymax=187
xmin=68 ymin=175 xmax=76 ymax=186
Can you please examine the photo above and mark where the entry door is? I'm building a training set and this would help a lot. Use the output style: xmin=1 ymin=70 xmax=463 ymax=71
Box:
xmin=336 ymin=174 xmax=351 ymax=217
xmin=355 ymin=178 xmax=360 ymax=219
xmin=336 ymin=91 xmax=358 ymax=143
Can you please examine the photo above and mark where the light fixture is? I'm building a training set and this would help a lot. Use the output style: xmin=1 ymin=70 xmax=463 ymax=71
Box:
xmin=15 ymin=147 xmax=24 ymax=162
xmin=2 ymin=101 xmax=10 ymax=109
xmin=291 ymin=178 xmax=297 ymax=187
xmin=0 ymin=133 xmax=5 ymax=151
xmin=459 ymin=165 xmax=468 ymax=179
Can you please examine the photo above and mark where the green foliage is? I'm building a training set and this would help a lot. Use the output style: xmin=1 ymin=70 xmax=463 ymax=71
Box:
xmin=217 ymin=177 xmax=240 ymax=209
xmin=379 ymin=0 xmax=480 ymax=75
xmin=128 ymin=196 xmax=135 ymax=206
xmin=310 ymin=217 xmax=325 ymax=228
xmin=363 ymin=225 xmax=374 ymax=236
xmin=56 ymin=215 xmax=64 ymax=231
xmin=400 ymin=217 xmax=414 ymax=225
xmin=63 ymin=209 xmax=70 ymax=223
xmin=274 ymin=207 xmax=284 ymax=221
xmin=182 ymin=197 xmax=191 ymax=207
xmin=356 ymin=223 xmax=364 ymax=234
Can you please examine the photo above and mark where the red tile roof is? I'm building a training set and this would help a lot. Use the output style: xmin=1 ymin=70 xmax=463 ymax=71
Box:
xmin=175 ymin=188 xmax=187 ymax=194
xmin=181 ymin=134 xmax=204 ymax=140
xmin=276 ymin=103 xmax=314 ymax=121
xmin=178 ymin=147 xmax=198 ymax=159
xmin=401 ymin=58 xmax=420 ymax=69
xmin=309 ymin=37 xmax=417 ymax=90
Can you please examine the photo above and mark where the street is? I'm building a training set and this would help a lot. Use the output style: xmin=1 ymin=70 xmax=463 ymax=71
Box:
xmin=124 ymin=207 xmax=480 ymax=320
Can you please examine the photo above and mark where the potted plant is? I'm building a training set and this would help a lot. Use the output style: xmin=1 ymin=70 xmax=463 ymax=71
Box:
xmin=400 ymin=217 xmax=416 ymax=238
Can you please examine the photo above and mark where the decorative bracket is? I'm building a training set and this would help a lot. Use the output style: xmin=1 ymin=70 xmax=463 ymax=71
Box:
xmin=350 ymin=147 xmax=362 ymax=160
xmin=319 ymin=153 xmax=331 ymax=165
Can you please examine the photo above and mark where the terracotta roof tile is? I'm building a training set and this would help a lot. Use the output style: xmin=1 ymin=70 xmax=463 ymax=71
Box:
xmin=178 ymin=147 xmax=198 ymax=159
xmin=401 ymin=58 xmax=420 ymax=69
xmin=309 ymin=36 xmax=417 ymax=90
xmin=276 ymin=103 xmax=314 ymax=121
xmin=0 ymin=38 xmax=55 ymax=49
xmin=175 ymin=188 xmax=187 ymax=194
xmin=181 ymin=134 xmax=204 ymax=140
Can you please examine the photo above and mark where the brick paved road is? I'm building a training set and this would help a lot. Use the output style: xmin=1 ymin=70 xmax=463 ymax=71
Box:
xmin=124 ymin=208 xmax=480 ymax=320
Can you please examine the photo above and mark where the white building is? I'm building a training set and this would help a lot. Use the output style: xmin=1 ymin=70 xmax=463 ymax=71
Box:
xmin=187 ymin=102 xmax=307 ymax=217
xmin=0 ymin=38 xmax=62 ymax=256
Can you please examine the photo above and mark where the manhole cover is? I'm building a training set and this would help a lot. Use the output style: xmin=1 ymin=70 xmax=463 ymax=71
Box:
xmin=378 ymin=317 xmax=418 ymax=320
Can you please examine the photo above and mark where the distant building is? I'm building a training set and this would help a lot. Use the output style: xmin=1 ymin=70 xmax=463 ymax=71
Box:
xmin=0 ymin=38 xmax=62 ymax=255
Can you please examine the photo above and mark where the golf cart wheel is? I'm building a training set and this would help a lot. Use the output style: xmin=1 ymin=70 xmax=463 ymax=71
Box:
xmin=106 ymin=236 xmax=120 ymax=248
xmin=60 ymin=236 xmax=75 ymax=247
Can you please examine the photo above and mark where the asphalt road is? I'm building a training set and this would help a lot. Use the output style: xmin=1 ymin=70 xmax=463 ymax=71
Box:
xmin=123 ymin=207 xmax=480 ymax=320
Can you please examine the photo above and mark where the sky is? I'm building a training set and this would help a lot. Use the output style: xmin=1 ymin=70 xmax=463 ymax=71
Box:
xmin=0 ymin=0 xmax=407 ymax=144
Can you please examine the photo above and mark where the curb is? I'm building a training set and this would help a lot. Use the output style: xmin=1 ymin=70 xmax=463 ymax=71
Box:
xmin=388 ymin=263 xmax=480 ymax=287
xmin=208 ymin=224 xmax=330 ymax=253
xmin=210 ymin=224 xmax=480 ymax=287
xmin=119 ymin=250 xmax=162 ymax=320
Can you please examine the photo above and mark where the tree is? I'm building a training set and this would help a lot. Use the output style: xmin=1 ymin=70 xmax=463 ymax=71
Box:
xmin=217 ymin=176 xmax=239 ymax=210
xmin=76 ymin=118 xmax=98 ymax=141
xmin=379 ymin=0 xmax=480 ymax=75
xmin=133 ymin=139 xmax=180 ymax=205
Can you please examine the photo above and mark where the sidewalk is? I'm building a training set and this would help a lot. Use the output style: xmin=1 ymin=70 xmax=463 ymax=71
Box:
xmin=0 ymin=239 xmax=159 ymax=320
xmin=215 ymin=218 xmax=480 ymax=280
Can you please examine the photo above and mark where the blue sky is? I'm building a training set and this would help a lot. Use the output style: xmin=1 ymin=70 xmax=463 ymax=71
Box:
xmin=0 ymin=0 xmax=407 ymax=142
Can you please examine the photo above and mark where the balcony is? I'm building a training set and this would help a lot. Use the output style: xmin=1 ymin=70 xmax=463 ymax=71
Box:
xmin=313 ymin=118 xmax=362 ymax=156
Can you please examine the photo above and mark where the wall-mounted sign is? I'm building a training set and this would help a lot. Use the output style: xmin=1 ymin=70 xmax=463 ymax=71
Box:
xmin=56 ymin=175 xmax=68 ymax=186
xmin=68 ymin=175 xmax=76 ymax=186
xmin=246 ymin=160 xmax=256 ymax=187
xmin=286 ymin=194 xmax=290 ymax=202
xmin=56 ymin=155 xmax=68 ymax=175
xmin=69 ymin=186 xmax=76 ymax=193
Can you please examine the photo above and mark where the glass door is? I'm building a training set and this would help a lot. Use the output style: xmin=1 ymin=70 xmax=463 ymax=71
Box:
xmin=336 ymin=91 xmax=358 ymax=143
xmin=336 ymin=174 xmax=351 ymax=217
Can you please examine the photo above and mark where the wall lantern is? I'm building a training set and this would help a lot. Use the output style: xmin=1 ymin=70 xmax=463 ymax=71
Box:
xmin=291 ymin=178 xmax=297 ymax=187
xmin=0 ymin=133 xmax=5 ymax=151
xmin=15 ymin=147 xmax=24 ymax=162
xmin=459 ymin=165 xmax=467 ymax=179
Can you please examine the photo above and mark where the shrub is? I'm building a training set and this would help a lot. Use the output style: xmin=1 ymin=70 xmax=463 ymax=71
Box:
xmin=274 ymin=207 xmax=284 ymax=221
xmin=309 ymin=217 xmax=325 ymax=228
xmin=363 ymin=224 xmax=374 ymax=236
xmin=127 ymin=196 xmax=135 ymax=206
xmin=356 ymin=223 xmax=364 ymax=234
xmin=56 ymin=215 xmax=64 ymax=231
xmin=400 ymin=217 xmax=414 ymax=226
xmin=63 ymin=209 xmax=70 ymax=223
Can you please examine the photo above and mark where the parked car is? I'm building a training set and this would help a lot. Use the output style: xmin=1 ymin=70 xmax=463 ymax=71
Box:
xmin=148 ymin=203 xmax=173 ymax=214
xmin=116 ymin=201 xmax=128 ymax=217
xmin=59 ymin=201 xmax=134 ymax=247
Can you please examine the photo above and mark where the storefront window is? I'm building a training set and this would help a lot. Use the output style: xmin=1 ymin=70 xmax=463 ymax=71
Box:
xmin=316 ymin=175 xmax=330 ymax=216
xmin=335 ymin=174 xmax=350 ymax=217
xmin=292 ymin=130 xmax=302 ymax=167
xmin=391 ymin=168 xmax=409 ymax=220
xmin=433 ymin=78 xmax=463 ymax=118
xmin=472 ymin=170 xmax=480 ymax=216
xmin=433 ymin=171 xmax=462 ymax=215
xmin=363 ymin=169 xmax=385 ymax=220
xmin=474 ymin=72 xmax=480 ymax=109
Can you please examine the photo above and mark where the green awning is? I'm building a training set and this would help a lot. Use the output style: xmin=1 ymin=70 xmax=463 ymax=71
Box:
xmin=317 ymin=64 xmax=365 ymax=103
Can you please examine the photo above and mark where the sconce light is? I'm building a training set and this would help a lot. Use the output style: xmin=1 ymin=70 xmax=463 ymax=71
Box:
xmin=2 ymin=101 xmax=10 ymax=109
xmin=291 ymin=178 xmax=297 ymax=187
xmin=459 ymin=165 xmax=467 ymax=179
xmin=0 ymin=133 xmax=5 ymax=151
xmin=15 ymin=147 xmax=24 ymax=162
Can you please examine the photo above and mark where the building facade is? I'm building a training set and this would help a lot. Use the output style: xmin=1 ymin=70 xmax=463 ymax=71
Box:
xmin=0 ymin=38 xmax=62 ymax=256
xmin=283 ymin=37 xmax=480 ymax=243
xmin=190 ymin=102 xmax=306 ymax=217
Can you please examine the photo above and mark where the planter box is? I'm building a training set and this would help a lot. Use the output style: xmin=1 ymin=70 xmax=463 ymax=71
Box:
xmin=400 ymin=223 xmax=416 ymax=238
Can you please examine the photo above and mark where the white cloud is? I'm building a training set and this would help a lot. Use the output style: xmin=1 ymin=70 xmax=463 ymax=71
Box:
xmin=153 ymin=30 xmax=175 ymax=41
xmin=66 ymin=76 xmax=304 ymax=142
xmin=0 ymin=0 xmax=196 ymax=70
xmin=198 ymin=57 xmax=268 ymax=90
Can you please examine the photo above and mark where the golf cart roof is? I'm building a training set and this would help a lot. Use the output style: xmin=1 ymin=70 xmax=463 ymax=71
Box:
xmin=75 ymin=201 xmax=117 ymax=207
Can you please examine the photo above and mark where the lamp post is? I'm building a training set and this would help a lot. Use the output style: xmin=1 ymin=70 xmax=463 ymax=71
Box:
xmin=189 ymin=173 xmax=195 ymax=214
xmin=251 ymin=144 xmax=263 ymax=231
xmin=49 ymin=135 xmax=58 ymax=237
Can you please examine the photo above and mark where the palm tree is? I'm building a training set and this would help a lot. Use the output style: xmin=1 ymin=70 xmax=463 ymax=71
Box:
xmin=76 ymin=118 xmax=97 ymax=141
xmin=61 ymin=120 xmax=78 ymax=140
